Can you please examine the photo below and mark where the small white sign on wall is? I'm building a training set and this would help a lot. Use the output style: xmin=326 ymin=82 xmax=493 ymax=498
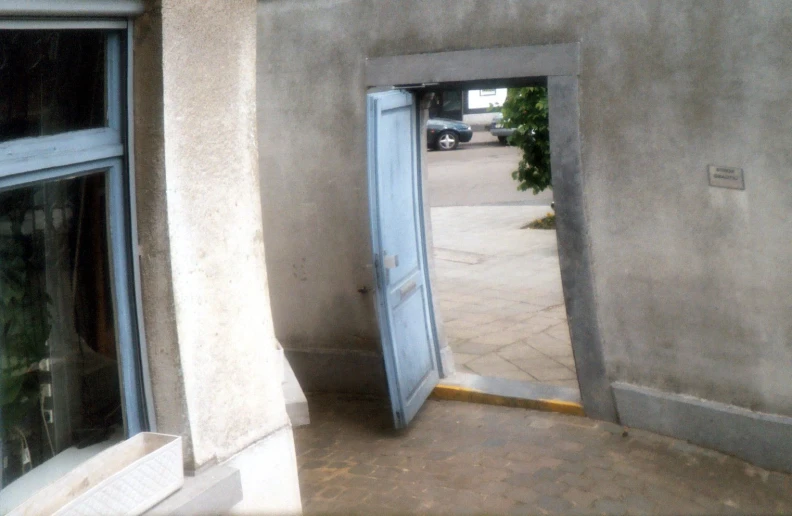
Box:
xmin=708 ymin=165 xmax=744 ymax=190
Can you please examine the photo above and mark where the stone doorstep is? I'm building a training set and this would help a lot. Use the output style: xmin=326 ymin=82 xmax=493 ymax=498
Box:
xmin=432 ymin=372 xmax=583 ymax=416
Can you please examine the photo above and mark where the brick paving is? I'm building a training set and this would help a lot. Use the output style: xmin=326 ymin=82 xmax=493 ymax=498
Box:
xmin=431 ymin=205 xmax=578 ymax=392
xmin=296 ymin=395 xmax=792 ymax=514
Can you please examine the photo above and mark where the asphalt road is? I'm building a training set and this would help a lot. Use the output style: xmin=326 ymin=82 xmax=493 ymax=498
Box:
xmin=426 ymin=132 xmax=554 ymax=208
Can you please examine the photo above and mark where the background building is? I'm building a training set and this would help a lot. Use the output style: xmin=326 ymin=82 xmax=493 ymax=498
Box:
xmin=257 ymin=0 xmax=792 ymax=474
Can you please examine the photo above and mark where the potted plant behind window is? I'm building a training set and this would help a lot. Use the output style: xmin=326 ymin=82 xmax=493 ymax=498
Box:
xmin=0 ymin=188 xmax=52 ymax=487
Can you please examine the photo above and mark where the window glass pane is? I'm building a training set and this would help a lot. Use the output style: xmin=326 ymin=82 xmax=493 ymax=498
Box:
xmin=442 ymin=91 xmax=462 ymax=112
xmin=0 ymin=31 xmax=107 ymax=143
xmin=0 ymin=173 xmax=122 ymax=492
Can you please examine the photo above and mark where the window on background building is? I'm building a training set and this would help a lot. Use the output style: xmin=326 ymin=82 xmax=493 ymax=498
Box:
xmin=465 ymin=88 xmax=509 ymax=113
xmin=0 ymin=25 xmax=146 ymax=510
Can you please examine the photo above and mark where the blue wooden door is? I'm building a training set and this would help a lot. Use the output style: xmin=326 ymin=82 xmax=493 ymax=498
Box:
xmin=367 ymin=90 xmax=439 ymax=428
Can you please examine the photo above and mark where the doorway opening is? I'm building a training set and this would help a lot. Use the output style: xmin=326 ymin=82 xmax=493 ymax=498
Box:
xmin=366 ymin=78 xmax=580 ymax=430
xmin=426 ymin=84 xmax=580 ymax=398
xmin=365 ymin=44 xmax=616 ymax=428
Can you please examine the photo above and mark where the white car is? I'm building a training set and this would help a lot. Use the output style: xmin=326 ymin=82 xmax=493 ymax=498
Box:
xmin=489 ymin=113 xmax=515 ymax=144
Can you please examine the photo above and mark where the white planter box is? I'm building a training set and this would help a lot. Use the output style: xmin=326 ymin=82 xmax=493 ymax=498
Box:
xmin=9 ymin=433 xmax=183 ymax=516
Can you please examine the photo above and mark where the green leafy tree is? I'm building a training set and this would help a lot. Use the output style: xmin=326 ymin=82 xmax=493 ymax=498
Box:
xmin=501 ymin=87 xmax=551 ymax=194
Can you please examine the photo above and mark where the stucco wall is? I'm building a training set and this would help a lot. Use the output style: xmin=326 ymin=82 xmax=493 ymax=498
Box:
xmin=136 ymin=0 xmax=291 ymax=472
xmin=256 ymin=0 xmax=792 ymax=415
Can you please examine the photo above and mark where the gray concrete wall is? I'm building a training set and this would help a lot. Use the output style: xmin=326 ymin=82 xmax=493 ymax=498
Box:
xmin=256 ymin=0 xmax=792 ymax=415
xmin=135 ymin=1 xmax=301 ymax=510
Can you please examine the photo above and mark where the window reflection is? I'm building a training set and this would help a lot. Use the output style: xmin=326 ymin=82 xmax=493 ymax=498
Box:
xmin=0 ymin=175 xmax=121 ymax=489
xmin=0 ymin=31 xmax=107 ymax=143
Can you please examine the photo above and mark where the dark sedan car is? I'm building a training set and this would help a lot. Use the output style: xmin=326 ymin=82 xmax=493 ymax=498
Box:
xmin=427 ymin=118 xmax=473 ymax=151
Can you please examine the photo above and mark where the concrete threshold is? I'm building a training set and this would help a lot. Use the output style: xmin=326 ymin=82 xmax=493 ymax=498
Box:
xmin=432 ymin=372 xmax=584 ymax=416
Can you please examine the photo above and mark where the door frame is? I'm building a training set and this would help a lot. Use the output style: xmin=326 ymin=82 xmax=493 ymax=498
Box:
xmin=365 ymin=43 xmax=618 ymax=423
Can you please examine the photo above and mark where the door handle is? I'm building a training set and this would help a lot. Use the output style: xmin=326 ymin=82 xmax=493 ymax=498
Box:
xmin=383 ymin=254 xmax=399 ymax=269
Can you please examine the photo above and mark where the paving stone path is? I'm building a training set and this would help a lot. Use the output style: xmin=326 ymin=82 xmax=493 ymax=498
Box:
xmin=296 ymin=395 xmax=792 ymax=515
xmin=431 ymin=206 xmax=579 ymax=392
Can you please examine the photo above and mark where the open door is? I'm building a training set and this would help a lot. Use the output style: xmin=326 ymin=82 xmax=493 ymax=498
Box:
xmin=367 ymin=90 xmax=440 ymax=429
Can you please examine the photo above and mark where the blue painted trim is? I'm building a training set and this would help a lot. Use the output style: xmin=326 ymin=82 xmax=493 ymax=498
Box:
xmin=0 ymin=19 xmax=127 ymax=29
xmin=0 ymin=129 xmax=123 ymax=177
xmin=0 ymin=1 xmax=145 ymax=17
xmin=107 ymin=32 xmax=122 ymax=133
xmin=105 ymin=159 xmax=145 ymax=436
xmin=124 ymin=19 xmax=156 ymax=432
xmin=0 ymin=157 xmax=111 ymax=189
xmin=108 ymin=23 xmax=148 ymax=436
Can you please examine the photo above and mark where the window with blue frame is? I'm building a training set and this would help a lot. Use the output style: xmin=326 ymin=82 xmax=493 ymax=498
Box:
xmin=0 ymin=23 xmax=146 ymax=505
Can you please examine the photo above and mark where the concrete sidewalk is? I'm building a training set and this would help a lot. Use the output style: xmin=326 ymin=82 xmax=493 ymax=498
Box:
xmin=296 ymin=395 xmax=792 ymax=514
xmin=431 ymin=205 xmax=578 ymax=392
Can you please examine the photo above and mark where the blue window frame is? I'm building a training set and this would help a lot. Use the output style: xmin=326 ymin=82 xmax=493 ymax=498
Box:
xmin=0 ymin=20 xmax=148 ymax=499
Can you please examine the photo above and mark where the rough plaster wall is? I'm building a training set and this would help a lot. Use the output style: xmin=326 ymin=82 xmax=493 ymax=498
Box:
xmin=584 ymin=2 xmax=792 ymax=415
xmin=134 ymin=1 xmax=193 ymax=464
xmin=256 ymin=1 xmax=379 ymax=354
xmin=257 ymin=0 xmax=792 ymax=415
xmin=138 ymin=0 xmax=288 ymax=469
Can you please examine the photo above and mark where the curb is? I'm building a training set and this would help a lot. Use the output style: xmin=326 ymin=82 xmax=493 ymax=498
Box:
xmin=431 ymin=384 xmax=585 ymax=417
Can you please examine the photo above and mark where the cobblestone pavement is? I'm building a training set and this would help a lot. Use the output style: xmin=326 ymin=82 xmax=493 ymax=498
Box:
xmin=296 ymin=395 xmax=792 ymax=515
xmin=430 ymin=205 xmax=578 ymax=392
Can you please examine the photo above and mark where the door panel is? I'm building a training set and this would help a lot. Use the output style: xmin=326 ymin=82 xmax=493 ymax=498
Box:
xmin=392 ymin=288 xmax=434 ymax=402
xmin=368 ymin=90 xmax=439 ymax=428
xmin=377 ymin=107 xmax=420 ymax=287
